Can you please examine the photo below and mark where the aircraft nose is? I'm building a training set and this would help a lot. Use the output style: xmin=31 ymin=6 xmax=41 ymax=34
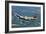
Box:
xmin=33 ymin=16 xmax=37 ymax=18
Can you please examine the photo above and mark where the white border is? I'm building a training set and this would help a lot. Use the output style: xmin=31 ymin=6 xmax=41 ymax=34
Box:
xmin=9 ymin=3 xmax=43 ymax=31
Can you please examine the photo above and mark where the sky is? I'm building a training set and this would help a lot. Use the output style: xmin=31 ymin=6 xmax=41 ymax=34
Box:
xmin=12 ymin=6 xmax=41 ymax=16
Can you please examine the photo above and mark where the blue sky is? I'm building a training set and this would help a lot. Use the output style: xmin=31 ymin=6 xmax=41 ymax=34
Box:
xmin=12 ymin=6 xmax=41 ymax=16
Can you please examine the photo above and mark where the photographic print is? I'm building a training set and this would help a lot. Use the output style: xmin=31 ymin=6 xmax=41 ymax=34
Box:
xmin=5 ymin=1 xmax=45 ymax=33
xmin=12 ymin=5 xmax=41 ymax=28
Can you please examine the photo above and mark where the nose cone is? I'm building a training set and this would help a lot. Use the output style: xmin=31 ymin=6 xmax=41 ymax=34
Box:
xmin=33 ymin=16 xmax=37 ymax=18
